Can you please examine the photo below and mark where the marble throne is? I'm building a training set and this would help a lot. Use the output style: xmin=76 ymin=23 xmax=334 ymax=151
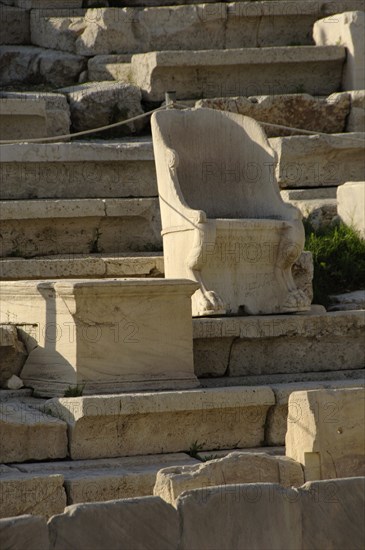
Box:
xmin=151 ymin=108 xmax=310 ymax=316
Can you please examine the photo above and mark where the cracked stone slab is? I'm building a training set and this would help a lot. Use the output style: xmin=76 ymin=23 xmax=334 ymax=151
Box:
xmin=154 ymin=451 xmax=304 ymax=506
xmin=0 ymin=399 xmax=68 ymax=462
xmin=197 ymin=93 xmax=350 ymax=137
xmin=0 ymin=198 xmax=161 ymax=257
xmin=328 ymin=290 xmax=365 ymax=311
xmin=193 ymin=310 xmax=365 ymax=378
xmin=131 ymin=46 xmax=345 ymax=101
xmin=0 ymin=279 xmax=199 ymax=396
xmin=0 ymin=45 xmax=86 ymax=88
xmin=43 ymin=387 xmax=275 ymax=458
xmin=0 ymin=469 xmax=66 ymax=518
xmin=15 ymin=453 xmax=199 ymax=505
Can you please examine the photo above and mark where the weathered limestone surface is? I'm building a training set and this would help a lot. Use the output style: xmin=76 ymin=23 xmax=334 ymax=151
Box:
xmin=0 ymin=45 xmax=86 ymax=88
xmin=16 ymin=453 xmax=199 ymax=504
xmin=0 ymin=400 xmax=68 ymax=462
xmin=44 ymin=387 xmax=275 ymax=459
xmin=132 ymin=46 xmax=345 ymax=101
xmin=337 ymin=181 xmax=365 ymax=237
xmin=177 ymin=483 xmax=302 ymax=550
xmin=291 ymin=251 xmax=313 ymax=303
xmin=281 ymin=187 xmax=338 ymax=201
xmin=59 ymin=81 xmax=144 ymax=134
xmin=154 ymin=451 xmax=304 ymax=506
xmin=347 ymin=90 xmax=365 ymax=131
xmin=0 ymin=5 xmax=30 ymax=45
xmin=32 ymin=2 xmax=362 ymax=56
xmin=48 ymin=496 xmax=179 ymax=550
xmin=31 ymin=12 xmax=86 ymax=54
xmin=0 ymin=198 xmax=161 ymax=257
xmin=0 ymin=325 xmax=27 ymax=388
xmin=0 ymin=469 xmax=66 ymax=519
xmin=328 ymin=290 xmax=365 ymax=311
xmin=286 ymin=387 xmax=365 ymax=480
xmin=270 ymin=133 xmax=365 ymax=188
xmin=0 ymin=279 xmax=198 ymax=396
xmin=299 ymin=477 xmax=365 ymax=550
xmin=152 ymin=108 xmax=310 ymax=316
xmin=193 ymin=310 xmax=365 ymax=378
xmin=0 ymin=515 xmax=49 ymax=550
xmin=87 ymin=54 xmax=131 ymax=81
xmin=314 ymin=11 xmax=365 ymax=90
xmin=197 ymin=93 xmax=350 ymax=137
xmin=0 ymin=92 xmax=70 ymax=138
xmin=0 ymin=253 xmax=164 ymax=280
xmin=0 ymin=140 xmax=156 ymax=200
xmin=266 ymin=379 xmax=364 ymax=446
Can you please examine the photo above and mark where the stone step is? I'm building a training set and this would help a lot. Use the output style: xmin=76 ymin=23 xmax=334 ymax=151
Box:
xmin=328 ymin=290 xmax=365 ymax=311
xmin=0 ymin=198 xmax=161 ymax=257
xmin=193 ymin=310 xmax=365 ymax=379
xmin=0 ymin=139 xmax=156 ymax=200
xmin=0 ymin=253 xmax=164 ymax=280
xmin=131 ymin=46 xmax=345 ymax=101
xmin=2 ymin=133 xmax=363 ymax=202
xmin=13 ymin=453 xmax=200 ymax=506
xmin=0 ymin=399 xmax=68 ymax=463
xmin=29 ymin=1 xmax=363 ymax=56
xmin=44 ymin=386 xmax=276 ymax=458
xmin=271 ymin=132 xmax=365 ymax=188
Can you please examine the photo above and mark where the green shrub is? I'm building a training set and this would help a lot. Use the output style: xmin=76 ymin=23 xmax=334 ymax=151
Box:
xmin=304 ymin=221 xmax=365 ymax=307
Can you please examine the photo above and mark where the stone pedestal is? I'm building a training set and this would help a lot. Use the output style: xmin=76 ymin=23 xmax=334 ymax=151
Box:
xmin=0 ymin=279 xmax=199 ymax=396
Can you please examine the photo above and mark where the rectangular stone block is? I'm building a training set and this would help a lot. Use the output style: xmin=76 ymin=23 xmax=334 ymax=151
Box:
xmin=0 ymin=325 xmax=27 ymax=388
xmin=131 ymin=46 xmax=345 ymax=101
xmin=0 ymin=140 xmax=156 ymax=200
xmin=286 ymin=387 xmax=365 ymax=480
xmin=0 ymin=279 xmax=199 ymax=396
xmin=154 ymin=451 xmax=304 ymax=506
xmin=0 ymin=92 xmax=70 ymax=139
xmin=0 ymin=468 xmax=66 ymax=518
xmin=270 ymin=133 xmax=365 ymax=188
xmin=193 ymin=310 xmax=365 ymax=378
xmin=0 ymin=98 xmax=47 ymax=140
xmin=48 ymin=496 xmax=179 ymax=550
xmin=176 ymin=483 xmax=302 ymax=550
xmin=266 ymin=379 xmax=364 ymax=446
xmin=0 ymin=515 xmax=49 ymax=550
xmin=0 ymin=400 xmax=68 ymax=462
xmin=337 ymin=181 xmax=365 ymax=238
xmin=299 ymin=477 xmax=365 ymax=550
xmin=44 ymin=386 xmax=275 ymax=459
xmin=0 ymin=198 xmax=161 ymax=257
xmin=16 ymin=453 xmax=199 ymax=504
xmin=314 ymin=11 xmax=365 ymax=90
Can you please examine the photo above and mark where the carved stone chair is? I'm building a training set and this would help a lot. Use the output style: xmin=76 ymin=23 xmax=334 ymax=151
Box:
xmin=151 ymin=108 xmax=310 ymax=316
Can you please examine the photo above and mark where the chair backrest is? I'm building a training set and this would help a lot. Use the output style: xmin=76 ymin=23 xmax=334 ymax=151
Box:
xmin=152 ymin=108 xmax=286 ymax=219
